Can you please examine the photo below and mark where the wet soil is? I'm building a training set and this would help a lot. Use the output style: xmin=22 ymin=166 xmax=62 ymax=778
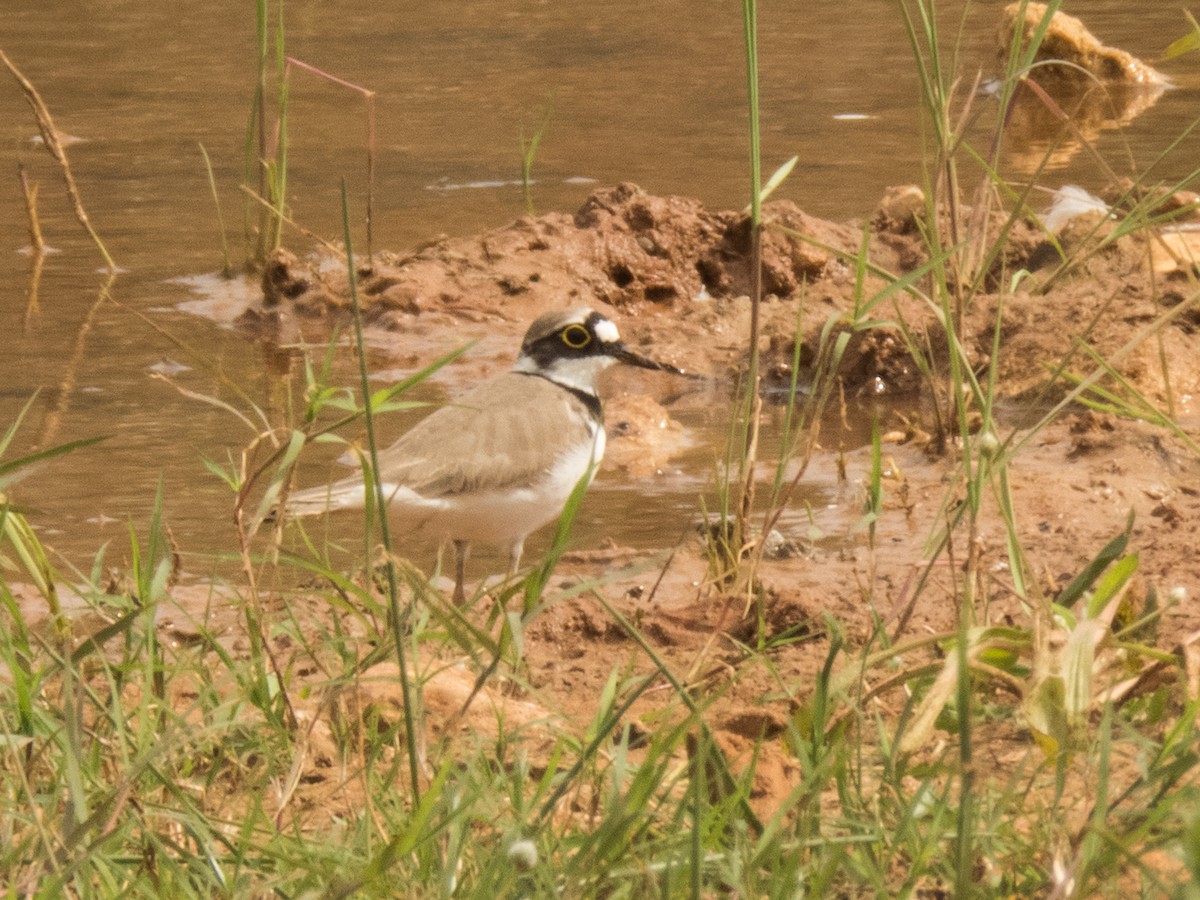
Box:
xmin=21 ymin=181 xmax=1200 ymax=845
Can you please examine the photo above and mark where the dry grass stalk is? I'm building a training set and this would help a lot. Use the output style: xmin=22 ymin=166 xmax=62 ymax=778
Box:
xmin=1 ymin=49 xmax=115 ymax=271
xmin=18 ymin=161 xmax=44 ymax=253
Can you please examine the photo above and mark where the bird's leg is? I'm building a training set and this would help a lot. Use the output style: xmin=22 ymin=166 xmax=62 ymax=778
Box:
xmin=507 ymin=539 xmax=525 ymax=589
xmin=453 ymin=540 xmax=469 ymax=605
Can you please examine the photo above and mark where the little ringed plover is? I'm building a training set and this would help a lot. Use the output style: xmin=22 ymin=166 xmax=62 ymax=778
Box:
xmin=281 ymin=306 xmax=683 ymax=603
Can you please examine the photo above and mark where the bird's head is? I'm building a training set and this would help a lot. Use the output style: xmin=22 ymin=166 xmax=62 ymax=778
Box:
xmin=513 ymin=307 xmax=683 ymax=393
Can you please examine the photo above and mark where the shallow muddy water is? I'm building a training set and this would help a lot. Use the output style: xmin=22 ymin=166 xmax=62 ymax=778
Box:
xmin=1 ymin=1 xmax=1197 ymax=576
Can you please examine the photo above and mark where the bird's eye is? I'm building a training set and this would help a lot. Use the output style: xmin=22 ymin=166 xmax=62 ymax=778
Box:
xmin=561 ymin=323 xmax=591 ymax=349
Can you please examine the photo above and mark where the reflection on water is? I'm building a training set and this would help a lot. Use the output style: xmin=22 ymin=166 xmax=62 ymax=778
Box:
xmin=0 ymin=1 xmax=1197 ymax=573
xmin=1000 ymin=78 xmax=1171 ymax=176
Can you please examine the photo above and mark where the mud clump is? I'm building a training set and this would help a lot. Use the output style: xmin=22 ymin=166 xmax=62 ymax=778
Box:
xmin=255 ymin=181 xmax=857 ymax=329
xmin=249 ymin=183 xmax=868 ymax=384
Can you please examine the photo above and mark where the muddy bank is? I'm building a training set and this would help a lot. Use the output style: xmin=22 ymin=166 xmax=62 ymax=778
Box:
xmin=253 ymin=181 xmax=1200 ymax=408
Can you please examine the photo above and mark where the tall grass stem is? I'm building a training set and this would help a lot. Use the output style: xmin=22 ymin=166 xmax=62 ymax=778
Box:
xmin=735 ymin=0 xmax=764 ymax=586
xmin=340 ymin=179 xmax=423 ymax=801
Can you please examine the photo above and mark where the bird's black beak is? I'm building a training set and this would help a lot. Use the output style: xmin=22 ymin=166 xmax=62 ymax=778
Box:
xmin=614 ymin=344 xmax=688 ymax=376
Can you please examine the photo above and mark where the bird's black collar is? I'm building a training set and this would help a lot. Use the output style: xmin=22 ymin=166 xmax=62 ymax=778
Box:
xmin=518 ymin=371 xmax=603 ymax=422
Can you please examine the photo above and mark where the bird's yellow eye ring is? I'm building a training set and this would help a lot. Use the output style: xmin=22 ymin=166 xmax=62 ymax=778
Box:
xmin=561 ymin=323 xmax=591 ymax=349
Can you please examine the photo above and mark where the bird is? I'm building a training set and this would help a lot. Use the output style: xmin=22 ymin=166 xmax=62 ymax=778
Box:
xmin=280 ymin=306 xmax=683 ymax=604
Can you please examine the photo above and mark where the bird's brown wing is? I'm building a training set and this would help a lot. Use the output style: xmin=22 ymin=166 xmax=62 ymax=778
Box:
xmin=372 ymin=373 xmax=598 ymax=498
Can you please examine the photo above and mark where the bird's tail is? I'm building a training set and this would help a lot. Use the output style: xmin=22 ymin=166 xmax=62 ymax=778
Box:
xmin=279 ymin=478 xmax=370 ymax=518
